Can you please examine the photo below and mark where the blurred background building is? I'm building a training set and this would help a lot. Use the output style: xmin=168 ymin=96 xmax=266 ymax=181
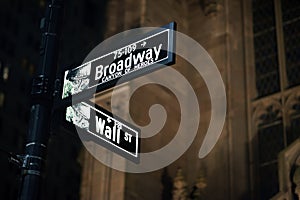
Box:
xmin=0 ymin=0 xmax=300 ymax=200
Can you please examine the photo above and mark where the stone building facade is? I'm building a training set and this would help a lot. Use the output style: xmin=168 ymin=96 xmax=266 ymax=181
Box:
xmin=79 ymin=0 xmax=300 ymax=200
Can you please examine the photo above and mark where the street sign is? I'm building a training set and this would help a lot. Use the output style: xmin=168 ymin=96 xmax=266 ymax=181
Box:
xmin=65 ymin=101 xmax=140 ymax=163
xmin=60 ymin=22 xmax=176 ymax=104
xmin=58 ymin=22 xmax=176 ymax=163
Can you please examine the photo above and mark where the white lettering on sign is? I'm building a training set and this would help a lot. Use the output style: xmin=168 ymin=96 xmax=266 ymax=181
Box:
xmin=95 ymin=43 xmax=163 ymax=82
xmin=95 ymin=116 xmax=121 ymax=144
xmin=124 ymin=132 xmax=133 ymax=143
xmin=154 ymin=44 xmax=162 ymax=60
xmin=62 ymin=29 xmax=171 ymax=100
xmin=113 ymin=44 xmax=137 ymax=59
xmin=70 ymin=101 xmax=140 ymax=160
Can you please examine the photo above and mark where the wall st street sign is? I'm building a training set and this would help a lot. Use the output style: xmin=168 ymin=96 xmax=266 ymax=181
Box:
xmin=66 ymin=101 xmax=140 ymax=163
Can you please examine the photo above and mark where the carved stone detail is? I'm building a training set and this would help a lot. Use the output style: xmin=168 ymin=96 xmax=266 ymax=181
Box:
xmin=252 ymin=96 xmax=282 ymax=127
xmin=271 ymin=139 xmax=300 ymax=200
xmin=190 ymin=169 xmax=207 ymax=200
xmin=285 ymin=89 xmax=300 ymax=117
xmin=251 ymin=85 xmax=300 ymax=128
xmin=200 ymin=0 xmax=221 ymax=16
xmin=172 ymin=168 xmax=207 ymax=200
xmin=173 ymin=168 xmax=188 ymax=200
xmin=293 ymin=166 xmax=300 ymax=200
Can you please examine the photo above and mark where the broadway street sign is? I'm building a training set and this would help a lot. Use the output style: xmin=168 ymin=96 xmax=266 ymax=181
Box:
xmin=60 ymin=22 xmax=175 ymax=104
xmin=65 ymin=101 xmax=140 ymax=163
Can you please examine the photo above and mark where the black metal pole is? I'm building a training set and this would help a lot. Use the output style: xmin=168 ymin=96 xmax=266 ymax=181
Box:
xmin=18 ymin=1 xmax=64 ymax=199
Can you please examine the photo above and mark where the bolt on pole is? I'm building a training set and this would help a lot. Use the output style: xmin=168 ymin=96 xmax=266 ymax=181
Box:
xmin=18 ymin=1 xmax=64 ymax=199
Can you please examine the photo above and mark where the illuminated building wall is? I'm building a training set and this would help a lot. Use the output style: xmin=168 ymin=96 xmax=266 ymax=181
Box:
xmin=81 ymin=0 xmax=300 ymax=200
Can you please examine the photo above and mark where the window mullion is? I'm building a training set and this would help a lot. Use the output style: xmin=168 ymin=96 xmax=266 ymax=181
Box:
xmin=274 ymin=0 xmax=287 ymax=90
xmin=274 ymin=0 xmax=289 ymax=147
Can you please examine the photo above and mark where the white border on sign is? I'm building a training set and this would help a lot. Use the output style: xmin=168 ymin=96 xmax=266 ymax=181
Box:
xmin=82 ymin=102 xmax=139 ymax=157
xmin=62 ymin=29 xmax=170 ymax=99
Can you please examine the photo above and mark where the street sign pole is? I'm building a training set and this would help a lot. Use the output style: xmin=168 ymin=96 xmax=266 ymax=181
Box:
xmin=18 ymin=1 xmax=64 ymax=200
